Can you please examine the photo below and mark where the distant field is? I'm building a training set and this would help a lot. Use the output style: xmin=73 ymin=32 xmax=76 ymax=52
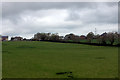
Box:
xmin=2 ymin=41 xmax=118 ymax=78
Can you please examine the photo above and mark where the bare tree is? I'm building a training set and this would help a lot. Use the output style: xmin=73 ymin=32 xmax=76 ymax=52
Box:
xmin=98 ymin=32 xmax=107 ymax=44
xmin=64 ymin=33 xmax=80 ymax=41
xmin=107 ymin=32 xmax=118 ymax=45
xmin=87 ymin=32 xmax=94 ymax=43
xmin=49 ymin=33 xmax=59 ymax=41
xmin=34 ymin=33 xmax=51 ymax=41
xmin=65 ymin=33 xmax=75 ymax=40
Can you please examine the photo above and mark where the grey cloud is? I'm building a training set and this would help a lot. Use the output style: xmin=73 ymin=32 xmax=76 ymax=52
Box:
xmin=3 ymin=2 xmax=118 ymax=25
xmin=2 ymin=2 xmax=117 ymax=17
xmin=66 ymin=2 xmax=118 ymax=24
xmin=2 ymin=2 xmax=118 ymax=38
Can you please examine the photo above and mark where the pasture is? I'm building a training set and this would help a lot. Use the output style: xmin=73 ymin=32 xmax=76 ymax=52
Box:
xmin=2 ymin=41 xmax=118 ymax=78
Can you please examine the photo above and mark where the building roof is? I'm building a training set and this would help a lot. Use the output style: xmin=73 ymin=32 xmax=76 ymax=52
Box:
xmin=2 ymin=36 xmax=8 ymax=38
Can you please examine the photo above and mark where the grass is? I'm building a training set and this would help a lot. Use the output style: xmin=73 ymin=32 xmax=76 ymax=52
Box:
xmin=2 ymin=41 xmax=118 ymax=78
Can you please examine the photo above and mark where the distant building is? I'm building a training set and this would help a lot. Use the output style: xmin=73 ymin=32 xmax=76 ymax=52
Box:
xmin=23 ymin=38 xmax=31 ymax=41
xmin=79 ymin=35 xmax=86 ymax=39
xmin=0 ymin=35 xmax=1 ymax=41
xmin=59 ymin=36 xmax=64 ymax=40
xmin=11 ymin=36 xmax=23 ymax=41
xmin=1 ymin=36 xmax=8 ymax=41
xmin=101 ymin=32 xmax=107 ymax=37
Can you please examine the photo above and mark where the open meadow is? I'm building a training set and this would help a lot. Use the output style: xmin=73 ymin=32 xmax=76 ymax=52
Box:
xmin=2 ymin=41 xmax=118 ymax=78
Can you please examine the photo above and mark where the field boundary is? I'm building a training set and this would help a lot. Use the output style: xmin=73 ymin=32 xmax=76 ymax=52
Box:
xmin=38 ymin=40 xmax=120 ymax=47
xmin=1 ymin=78 xmax=119 ymax=80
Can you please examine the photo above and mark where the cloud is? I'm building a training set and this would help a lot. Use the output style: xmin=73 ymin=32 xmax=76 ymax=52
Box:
xmin=2 ymin=2 xmax=118 ymax=38
xmin=66 ymin=2 xmax=118 ymax=24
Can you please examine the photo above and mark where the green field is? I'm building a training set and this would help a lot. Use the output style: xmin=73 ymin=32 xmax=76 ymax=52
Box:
xmin=2 ymin=41 xmax=118 ymax=78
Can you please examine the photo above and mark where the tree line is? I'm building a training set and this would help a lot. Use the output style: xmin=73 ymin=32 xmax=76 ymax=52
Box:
xmin=31 ymin=32 xmax=120 ymax=46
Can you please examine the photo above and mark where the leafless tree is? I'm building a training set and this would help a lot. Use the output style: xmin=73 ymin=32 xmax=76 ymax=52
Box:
xmin=65 ymin=33 xmax=80 ymax=41
xmin=49 ymin=33 xmax=59 ymax=41
xmin=34 ymin=33 xmax=51 ymax=41
xmin=86 ymin=32 xmax=94 ymax=43
xmin=107 ymin=32 xmax=118 ymax=45
xmin=98 ymin=32 xmax=107 ymax=44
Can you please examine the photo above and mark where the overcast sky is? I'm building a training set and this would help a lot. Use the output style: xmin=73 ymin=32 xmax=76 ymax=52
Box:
xmin=2 ymin=2 xmax=118 ymax=39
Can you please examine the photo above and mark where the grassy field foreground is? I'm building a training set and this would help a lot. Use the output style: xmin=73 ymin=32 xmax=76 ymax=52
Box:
xmin=2 ymin=41 xmax=118 ymax=78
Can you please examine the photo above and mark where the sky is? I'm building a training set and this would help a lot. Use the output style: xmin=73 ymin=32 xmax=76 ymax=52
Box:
xmin=1 ymin=2 xmax=118 ymax=39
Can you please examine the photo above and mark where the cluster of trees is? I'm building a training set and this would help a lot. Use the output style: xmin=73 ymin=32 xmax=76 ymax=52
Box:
xmin=33 ymin=33 xmax=61 ymax=41
xmin=32 ymin=32 xmax=120 ymax=45
xmin=86 ymin=32 xmax=119 ymax=45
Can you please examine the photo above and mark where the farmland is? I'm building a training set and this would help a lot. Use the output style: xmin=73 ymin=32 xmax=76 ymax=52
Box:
xmin=2 ymin=41 xmax=118 ymax=78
